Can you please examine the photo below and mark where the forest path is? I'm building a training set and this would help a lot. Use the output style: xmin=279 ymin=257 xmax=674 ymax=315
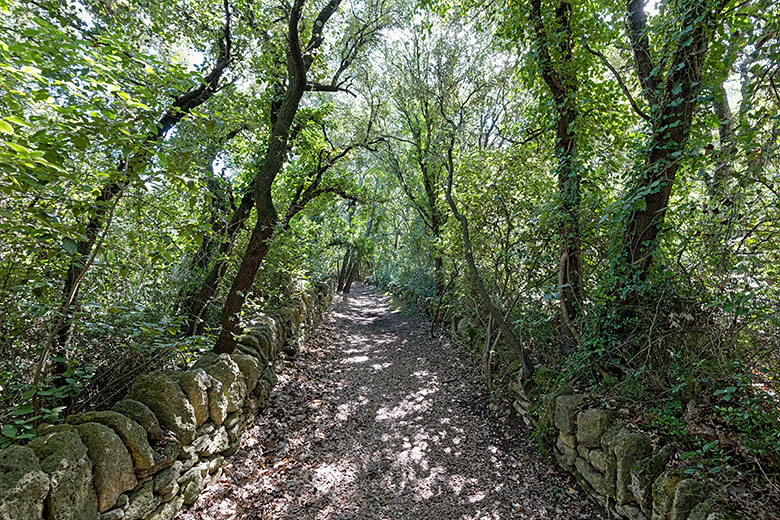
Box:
xmin=179 ymin=285 xmax=598 ymax=519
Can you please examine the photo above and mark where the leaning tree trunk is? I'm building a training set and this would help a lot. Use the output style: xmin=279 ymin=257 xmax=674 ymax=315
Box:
xmin=443 ymin=136 xmax=534 ymax=381
xmin=183 ymin=192 xmax=254 ymax=335
xmin=342 ymin=258 xmax=360 ymax=293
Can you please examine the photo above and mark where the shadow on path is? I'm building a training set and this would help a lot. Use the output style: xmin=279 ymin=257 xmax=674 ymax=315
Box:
xmin=178 ymin=285 xmax=599 ymax=519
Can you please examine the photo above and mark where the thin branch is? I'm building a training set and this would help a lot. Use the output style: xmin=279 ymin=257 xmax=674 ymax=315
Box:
xmin=582 ymin=37 xmax=650 ymax=121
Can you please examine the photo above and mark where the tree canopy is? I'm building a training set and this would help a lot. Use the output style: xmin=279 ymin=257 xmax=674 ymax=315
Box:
xmin=1 ymin=0 xmax=779 ymax=502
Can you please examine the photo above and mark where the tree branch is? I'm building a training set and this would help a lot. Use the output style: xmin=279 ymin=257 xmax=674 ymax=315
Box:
xmin=581 ymin=37 xmax=650 ymax=121
xmin=626 ymin=0 xmax=660 ymax=104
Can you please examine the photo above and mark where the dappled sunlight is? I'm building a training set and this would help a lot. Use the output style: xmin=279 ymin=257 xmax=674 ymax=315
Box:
xmin=179 ymin=285 xmax=596 ymax=519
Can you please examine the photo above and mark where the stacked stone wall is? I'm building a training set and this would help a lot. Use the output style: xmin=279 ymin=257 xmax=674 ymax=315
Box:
xmin=372 ymin=281 xmax=733 ymax=520
xmin=513 ymin=387 xmax=727 ymax=520
xmin=0 ymin=280 xmax=333 ymax=520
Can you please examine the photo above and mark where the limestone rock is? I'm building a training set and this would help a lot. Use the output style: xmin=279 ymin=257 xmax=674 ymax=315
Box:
xmin=195 ymin=422 xmax=216 ymax=436
xmin=230 ymin=352 xmax=260 ymax=396
xmin=554 ymin=394 xmax=586 ymax=435
xmin=111 ymin=400 xmax=165 ymax=443
xmin=587 ymin=448 xmax=616 ymax=497
xmin=615 ymin=503 xmax=649 ymax=520
xmin=556 ymin=432 xmax=577 ymax=468
xmin=237 ymin=332 xmax=260 ymax=349
xmin=652 ymin=470 xmax=685 ymax=520
xmin=29 ymin=429 xmax=98 ymax=520
xmin=192 ymin=354 xmax=246 ymax=413
xmin=0 ymin=445 xmax=49 ymax=520
xmin=632 ymin=447 xmax=670 ymax=516
xmin=100 ymin=509 xmax=125 ymax=520
xmin=688 ymin=500 xmax=715 ymax=520
xmin=36 ymin=423 xmax=75 ymax=436
xmin=124 ymin=480 xmax=159 ymax=520
xmin=226 ymin=420 xmax=243 ymax=443
xmin=207 ymin=455 xmax=224 ymax=474
xmin=575 ymin=457 xmax=612 ymax=497
xmin=206 ymin=376 xmax=228 ymax=425
xmin=126 ymin=371 xmax=197 ymax=444
xmin=178 ymin=465 xmax=207 ymax=504
xmin=76 ymin=422 xmax=137 ymax=512
xmin=670 ymin=478 xmax=705 ymax=520
xmin=175 ymin=370 xmax=210 ymax=427
xmin=66 ymin=411 xmax=155 ymax=473
xmin=200 ymin=427 xmax=229 ymax=456
xmin=224 ymin=411 xmax=243 ymax=430
xmin=153 ymin=461 xmax=182 ymax=496
xmin=612 ymin=429 xmax=652 ymax=505
xmin=222 ymin=439 xmax=241 ymax=457
xmin=577 ymin=409 xmax=613 ymax=448
xmin=144 ymin=438 xmax=180 ymax=478
xmin=177 ymin=445 xmax=199 ymax=472
xmin=149 ymin=495 xmax=183 ymax=520
xmin=254 ymin=367 xmax=277 ymax=402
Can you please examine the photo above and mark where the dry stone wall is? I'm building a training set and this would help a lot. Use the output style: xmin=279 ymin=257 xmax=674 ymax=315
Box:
xmin=370 ymin=281 xmax=732 ymax=520
xmin=513 ymin=386 xmax=728 ymax=520
xmin=0 ymin=280 xmax=333 ymax=520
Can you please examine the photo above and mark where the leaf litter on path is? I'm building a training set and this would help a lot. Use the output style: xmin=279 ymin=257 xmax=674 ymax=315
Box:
xmin=178 ymin=285 xmax=600 ymax=519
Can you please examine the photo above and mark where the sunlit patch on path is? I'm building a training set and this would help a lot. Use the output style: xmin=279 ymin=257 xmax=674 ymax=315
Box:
xmin=178 ymin=285 xmax=598 ymax=519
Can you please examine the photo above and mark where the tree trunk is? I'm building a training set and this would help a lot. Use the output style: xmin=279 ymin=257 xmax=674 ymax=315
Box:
xmin=214 ymin=192 xmax=277 ymax=353
xmin=530 ymin=0 xmax=582 ymax=348
xmin=337 ymin=248 xmax=352 ymax=292
xmin=343 ymin=259 xmax=360 ymax=293
xmin=444 ymin=137 xmax=534 ymax=381
xmin=616 ymin=0 xmax=721 ymax=294
xmin=183 ymin=191 xmax=253 ymax=335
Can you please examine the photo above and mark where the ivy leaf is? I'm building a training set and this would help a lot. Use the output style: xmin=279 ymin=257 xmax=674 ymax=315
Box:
xmin=62 ymin=238 xmax=79 ymax=255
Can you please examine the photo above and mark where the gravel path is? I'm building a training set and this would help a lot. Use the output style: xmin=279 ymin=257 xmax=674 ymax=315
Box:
xmin=178 ymin=285 xmax=600 ymax=519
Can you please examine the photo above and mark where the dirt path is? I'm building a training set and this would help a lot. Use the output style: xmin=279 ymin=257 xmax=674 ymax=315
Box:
xmin=179 ymin=285 xmax=599 ymax=519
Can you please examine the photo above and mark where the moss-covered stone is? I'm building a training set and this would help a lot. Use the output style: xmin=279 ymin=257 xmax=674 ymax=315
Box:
xmin=670 ymin=478 xmax=705 ymax=520
xmin=632 ymin=447 xmax=670 ymax=516
xmin=230 ymin=352 xmax=260 ymax=396
xmin=652 ymin=470 xmax=685 ymax=520
xmin=577 ymin=409 xmax=613 ymax=448
xmin=554 ymin=394 xmax=586 ymax=435
xmin=556 ymin=432 xmax=577 ymax=467
xmin=125 ymin=480 xmax=159 ymax=520
xmin=192 ymin=354 xmax=245 ymax=413
xmin=175 ymin=370 xmax=210 ymax=427
xmin=149 ymin=494 xmax=184 ymax=520
xmin=153 ymin=461 xmax=182 ymax=497
xmin=0 ymin=445 xmax=49 ymax=520
xmin=29 ymin=429 xmax=98 ymax=520
xmin=126 ymin=371 xmax=197 ymax=444
xmin=614 ymin=503 xmax=648 ymax=520
xmin=575 ymin=457 xmax=611 ymax=497
xmin=66 ymin=411 xmax=155 ymax=473
xmin=111 ymin=399 xmax=164 ymax=443
xmin=205 ymin=376 xmax=228 ymax=425
xmin=75 ymin=422 xmax=137 ymax=512
xmin=200 ymin=427 xmax=229 ymax=456
xmin=613 ymin=429 xmax=652 ymax=505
